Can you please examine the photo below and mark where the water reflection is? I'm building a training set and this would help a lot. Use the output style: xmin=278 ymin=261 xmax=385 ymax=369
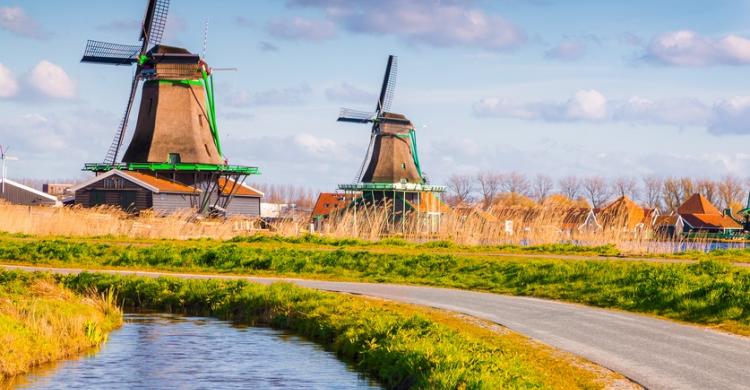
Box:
xmin=15 ymin=313 xmax=380 ymax=390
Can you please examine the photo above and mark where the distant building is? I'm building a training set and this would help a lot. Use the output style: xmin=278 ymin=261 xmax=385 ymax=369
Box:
xmin=261 ymin=203 xmax=294 ymax=219
xmin=561 ymin=207 xmax=600 ymax=235
xmin=43 ymin=183 xmax=74 ymax=198
xmin=311 ymin=192 xmax=356 ymax=230
xmin=596 ymin=196 xmax=660 ymax=233
xmin=676 ymin=194 xmax=742 ymax=234
xmin=654 ymin=215 xmax=685 ymax=238
xmin=0 ymin=178 xmax=61 ymax=206
xmin=218 ymin=178 xmax=263 ymax=217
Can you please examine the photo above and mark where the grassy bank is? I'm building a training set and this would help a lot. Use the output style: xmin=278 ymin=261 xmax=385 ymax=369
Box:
xmin=1 ymin=236 xmax=749 ymax=335
xmin=62 ymin=272 xmax=616 ymax=389
xmin=0 ymin=271 xmax=122 ymax=380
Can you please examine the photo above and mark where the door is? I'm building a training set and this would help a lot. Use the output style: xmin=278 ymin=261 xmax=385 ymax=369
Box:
xmin=119 ymin=191 xmax=137 ymax=211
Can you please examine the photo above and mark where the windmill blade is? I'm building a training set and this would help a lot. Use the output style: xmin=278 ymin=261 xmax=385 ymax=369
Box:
xmin=355 ymin=132 xmax=377 ymax=183
xmin=337 ymin=108 xmax=376 ymax=123
xmin=103 ymin=73 xmax=141 ymax=164
xmin=377 ymin=55 xmax=398 ymax=113
xmin=141 ymin=0 xmax=170 ymax=50
xmin=81 ymin=40 xmax=140 ymax=65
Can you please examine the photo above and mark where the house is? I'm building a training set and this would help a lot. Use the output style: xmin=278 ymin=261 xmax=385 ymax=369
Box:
xmin=676 ymin=193 xmax=742 ymax=235
xmin=70 ymin=170 xmax=199 ymax=213
xmin=654 ymin=215 xmax=685 ymax=238
xmin=597 ymin=196 xmax=660 ymax=233
xmin=218 ymin=178 xmax=263 ymax=217
xmin=0 ymin=178 xmax=61 ymax=207
xmin=311 ymin=192 xmax=356 ymax=230
xmin=560 ymin=207 xmax=600 ymax=235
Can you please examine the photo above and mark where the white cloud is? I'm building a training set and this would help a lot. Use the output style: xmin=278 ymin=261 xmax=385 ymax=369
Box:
xmin=0 ymin=63 xmax=19 ymax=98
xmin=0 ymin=6 xmax=47 ymax=39
xmin=266 ymin=16 xmax=337 ymax=41
xmin=708 ymin=96 xmax=750 ymax=135
xmin=565 ymin=90 xmax=606 ymax=120
xmin=614 ymin=97 xmax=709 ymax=127
xmin=28 ymin=60 xmax=76 ymax=99
xmin=287 ymin=0 xmax=526 ymax=51
xmin=644 ymin=30 xmax=750 ymax=66
xmin=474 ymin=89 xmax=607 ymax=122
xmin=324 ymin=82 xmax=376 ymax=103
xmin=545 ymin=40 xmax=586 ymax=61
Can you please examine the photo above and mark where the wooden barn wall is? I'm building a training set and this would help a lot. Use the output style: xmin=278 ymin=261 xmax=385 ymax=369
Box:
xmin=74 ymin=182 xmax=152 ymax=211
xmin=226 ymin=196 xmax=261 ymax=217
xmin=0 ymin=185 xmax=57 ymax=206
xmin=151 ymin=193 xmax=197 ymax=214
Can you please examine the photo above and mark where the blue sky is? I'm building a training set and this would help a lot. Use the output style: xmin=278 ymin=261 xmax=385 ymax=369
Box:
xmin=3 ymin=0 xmax=750 ymax=190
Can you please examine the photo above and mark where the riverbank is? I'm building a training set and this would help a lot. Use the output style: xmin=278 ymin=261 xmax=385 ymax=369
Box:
xmin=1 ymin=234 xmax=749 ymax=335
xmin=61 ymin=271 xmax=626 ymax=389
xmin=0 ymin=271 xmax=122 ymax=380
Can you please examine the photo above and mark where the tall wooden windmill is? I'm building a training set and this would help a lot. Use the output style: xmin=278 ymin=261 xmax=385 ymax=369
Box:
xmin=336 ymin=55 xmax=445 ymax=230
xmin=79 ymin=0 xmax=258 ymax=214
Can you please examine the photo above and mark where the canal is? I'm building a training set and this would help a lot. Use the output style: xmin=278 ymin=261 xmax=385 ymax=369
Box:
xmin=14 ymin=313 xmax=381 ymax=389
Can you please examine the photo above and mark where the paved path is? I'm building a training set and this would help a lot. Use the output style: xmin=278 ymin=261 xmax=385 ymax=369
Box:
xmin=4 ymin=264 xmax=750 ymax=390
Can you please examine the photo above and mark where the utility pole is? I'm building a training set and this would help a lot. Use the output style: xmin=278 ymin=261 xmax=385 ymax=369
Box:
xmin=0 ymin=145 xmax=19 ymax=194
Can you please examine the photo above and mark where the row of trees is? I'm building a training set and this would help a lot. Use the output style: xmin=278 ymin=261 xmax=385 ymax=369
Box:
xmin=445 ymin=172 xmax=749 ymax=213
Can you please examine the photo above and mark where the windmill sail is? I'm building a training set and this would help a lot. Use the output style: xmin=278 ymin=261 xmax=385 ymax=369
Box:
xmin=378 ymin=55 xmax=397 ymax=113
xmin=81 ymin=40 xmax=141 ymax=65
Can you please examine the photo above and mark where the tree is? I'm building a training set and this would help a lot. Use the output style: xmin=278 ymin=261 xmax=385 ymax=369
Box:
xmin=446 ymin=174 xmax=474 ymax=206
xmin=696 ymin=178 xmax=719 ymax=206
xmin=581 ymin=176 xmax=610 ymax=208
xmin=499 ymin=171 xmax=530 ymax=196
xmin=641 ymin=176 xmax=663 ymax=209
xmin=531 ymin=174 xmax=554 ymax=202
xmin=662 ymin=178 xmax=682 ymax=212
xmin=558 ymin=176 xmax=580 ymax=199
xmin=612 ymin=176 xmax=638 ymax=199
xmin=718 ymin=175 xmax=744 ymax=211
xmin=475 ymin=171 xmax=501 ymax=209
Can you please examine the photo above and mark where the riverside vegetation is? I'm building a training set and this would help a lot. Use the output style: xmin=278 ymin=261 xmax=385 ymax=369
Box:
xmin=61 ymin=272 xmax=616 ymax=389
xmin=0 ymin=271 xmax=122 ymax=380
xmin=1 ymin=234 xmax=749 ymax=335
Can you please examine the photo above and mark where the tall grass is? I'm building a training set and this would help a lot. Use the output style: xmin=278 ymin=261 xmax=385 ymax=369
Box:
xmin=0 ymin=271 xmax=122 ymax=380
xmin=62 ymin=272 xmax=610 ymax=389
xmin=0 ymin=202 xmax=716 ymax=254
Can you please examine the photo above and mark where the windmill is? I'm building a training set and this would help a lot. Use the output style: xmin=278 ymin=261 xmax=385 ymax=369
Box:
xmin=79 ymin=0 xmax=258 ymax=214
xmin=336 ymin=55 xmax=445 ymax=231
xmin=0 ymin=145 xmax=18 ymax=194
xmin=337 ymin=55 xmax=424 ymax=185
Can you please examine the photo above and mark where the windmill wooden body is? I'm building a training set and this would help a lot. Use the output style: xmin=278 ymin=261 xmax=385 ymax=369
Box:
xmin=336 ymin=55 xmax=446 ymax=231
xmin=78 ymin=0 xmax=258 ymax=215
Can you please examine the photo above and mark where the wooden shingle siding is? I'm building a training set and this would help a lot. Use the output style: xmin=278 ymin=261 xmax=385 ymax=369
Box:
xmin=151 ymin=193 xmax=197 ymax=214
xmin=226 ymin=196 xmax=260 ymax=217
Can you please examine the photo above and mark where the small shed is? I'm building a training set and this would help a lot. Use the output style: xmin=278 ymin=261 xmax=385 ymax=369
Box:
xmin=0 ymin=179 xmax=61 ymax=206
xmin=70 ymin=170 xmax=198 ymax=213
xmin=219 ymin=178 xmax=263 ymax=217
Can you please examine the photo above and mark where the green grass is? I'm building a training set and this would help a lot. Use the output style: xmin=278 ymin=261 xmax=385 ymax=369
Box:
xmin=61 ymin=272 xmax=605 ymax=389
xmin=1 ymin=236 xmax=749 ymax=334
xmin=0 ymin=271 xmax=122 ymax=380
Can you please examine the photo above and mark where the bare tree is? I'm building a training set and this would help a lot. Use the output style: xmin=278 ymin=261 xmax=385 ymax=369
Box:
xmin=695 ymin=178 xmax=719 ymax=206
xmin=612 ymin=176 xmax=638 ymax=199
xmin=499 ymin=171 xmax=530 ymax=196
xmin=718 ymin=175 xmax=744 ymax=211
xmin=662 ymin=178 xmax=682 ymax=212
xmin=679 ymin=177 xmax=696 ymax=200
xmin=475 ymin=171 xmax=501 ymax=209
xmin=558 ymin=176 xmax=580 ymax=199
xmin=641 ymin=176 xmax=663 ymax=209
xmin=446 ymin=174 xmax=474 ymax=206
xmin=532 ymin=174 xmax=554 ymax=202
xmin=581 ymin=176 xmax=610 ymax=208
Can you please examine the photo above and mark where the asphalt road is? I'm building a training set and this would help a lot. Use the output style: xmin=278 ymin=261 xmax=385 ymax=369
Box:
xmin=4 ymin=264 xmax=750 ymax=390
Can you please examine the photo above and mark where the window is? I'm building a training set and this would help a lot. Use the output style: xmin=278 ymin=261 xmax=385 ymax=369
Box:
xmin=103 ymin=177 xmax=125 ymax=189
xmin=401 ymin=163 xmax=406 ymax=170
xmin=168 ymin=153 xmax=181 ymax=164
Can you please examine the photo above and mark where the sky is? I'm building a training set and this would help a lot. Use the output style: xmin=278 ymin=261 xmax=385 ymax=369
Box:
xmin=3 ymin=0 xmax=750 ymax=190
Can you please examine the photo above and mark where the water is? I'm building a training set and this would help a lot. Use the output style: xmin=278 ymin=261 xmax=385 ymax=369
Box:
xmin=14 ymin=313 xmax=381 ymax=390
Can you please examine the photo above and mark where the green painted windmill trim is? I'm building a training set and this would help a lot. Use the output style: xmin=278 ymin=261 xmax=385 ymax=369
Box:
xmin=84 ymin=162 xmax=259 ymax=175
xmin=338 ymin=182 xmax=445 ymax=192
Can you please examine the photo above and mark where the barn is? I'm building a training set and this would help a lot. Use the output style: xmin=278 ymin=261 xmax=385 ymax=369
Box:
xmin=70 ymin=170 xmax=199 ymax=213
xmin=219 ymin=178 xmax=263 ymax=217
xmin=0 ymin=179 xmax=61 ymax=206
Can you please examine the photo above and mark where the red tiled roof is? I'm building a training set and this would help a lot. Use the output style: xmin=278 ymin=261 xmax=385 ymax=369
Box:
xmin=124 ymin=172 xmax=197 ymax=194
xmin=312 ymin=193 xmax=354 ymax=217
xmin=677 ymin=194 xmax=721 ymax=215
xmin=681 ymin=214 xmax=741 ymax=230
xmin=218 ymin=178 xmax=263 ymax=197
